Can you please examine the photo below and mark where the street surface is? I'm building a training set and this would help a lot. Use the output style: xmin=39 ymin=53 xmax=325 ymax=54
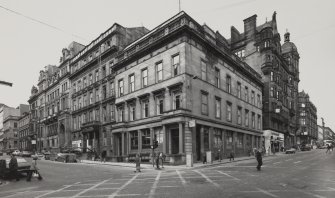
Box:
xmin=0 ymin=149 xmax=334 ymax=198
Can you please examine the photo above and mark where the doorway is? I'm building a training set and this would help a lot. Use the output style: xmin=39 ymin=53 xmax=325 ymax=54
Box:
xmin=170 ymin=129 xmax=179 ymax=154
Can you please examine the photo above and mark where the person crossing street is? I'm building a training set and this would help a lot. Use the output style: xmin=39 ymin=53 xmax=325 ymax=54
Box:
xmin=255 ymin=149 xmax=263 ymax=171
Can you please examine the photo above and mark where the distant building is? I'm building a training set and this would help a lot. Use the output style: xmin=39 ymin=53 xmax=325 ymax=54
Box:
xmin=18 ymin=112 xmax=31 ymax=151
xmin=297 ymin=91 xmax=317 ymax=145
xmin=230 ymin=12 xmax=300 ymax=153
xmin=0 ymin=104 xmax=29 ymax=152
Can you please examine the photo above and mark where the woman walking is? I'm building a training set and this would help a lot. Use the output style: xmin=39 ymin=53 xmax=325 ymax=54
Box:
xmin=134 ymin=153 xmax=141 ymax=173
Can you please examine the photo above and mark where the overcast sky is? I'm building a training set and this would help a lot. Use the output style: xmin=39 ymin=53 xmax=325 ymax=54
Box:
xmin=0 ymin=0 xmax=334 ymax=130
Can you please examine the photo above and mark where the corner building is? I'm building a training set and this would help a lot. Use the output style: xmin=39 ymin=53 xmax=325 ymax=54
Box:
xmin=94 ymin=12 xmax=263 ymax=166
xmin=230 ymin=12 xmax=300 ymax=153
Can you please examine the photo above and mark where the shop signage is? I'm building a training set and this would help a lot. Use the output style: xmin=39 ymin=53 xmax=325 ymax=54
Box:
xmin=189 ymin=120 xmax=196 ymax=128
xmin=31 ymin=140 xmax=36 ymax=144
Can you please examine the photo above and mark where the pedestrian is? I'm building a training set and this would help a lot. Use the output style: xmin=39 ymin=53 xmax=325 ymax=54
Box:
xmin=229 ymin=151 xmax=234 ymax=161
xmin=156 ymin=153 xmax=160 ymax=169
xmin=326 ymin=144 xmax=331 ymax=154
xmin=159 ymin=152 xmax=165 ymax=168
xmin=9 ymin=154 xmax=19 ymax=181
xmin=27 ymin=156 xmax=42 ymax=181
xmin=203 ymin=153 xmax=207 ymax=164
xmin=134 ymin=153 xmax=141 ymax=173
xmin=255 ymin=149 xmax=263 ymax=171
xmin=101 ymin=151 xmax=106 ymax=163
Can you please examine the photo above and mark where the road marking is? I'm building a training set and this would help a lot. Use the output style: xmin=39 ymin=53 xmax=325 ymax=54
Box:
xmin=34 ymin=183 xmax=77 ymax=198
xmin=328 ymin=187 xmax=335 ymax=190
xmin=273 ymin=162 xmax=282 ymax=164
xmin=158 ymin=186 xmax=179 ymax=188
xmin=300 ymin=190 xmax=327 ymax=198
xmin=294 ymin=161 xmax=302 ymax=164
xmin=217 ymin=171 xmax=240 ymax=180
xmin=193 ymin=170 xmax=219 ymax=188
xmin=71 ymin=179 xmax=109 ymax=198
xmin=256 ymin=188 xmax=278 ymax=197
xmin=176 ymin=170 xmax=186 ymax=186
xmin=109 ymin=174 xmax=139 ymax=198
xmin=148 ymin=171 xmax=161 ymax=198
xmin=285 ymin=159 xmax=293 ymax=161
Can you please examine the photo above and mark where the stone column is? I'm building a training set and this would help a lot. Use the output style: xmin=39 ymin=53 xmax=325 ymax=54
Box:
xmin=121 ymin=132 xmax=125 ymax=156
xmin=185 ymin=121 xmax=193 ymax=167
xmin=179 ymin=123 xmax=183 ymax=154
xmin=168 ymin=129 xmax=172 ymax=154
xmin=138 ymin=130 xmax=142 ymax=153
xmin=107 ymin=130 xmax=111 ymax=157
xmin=200 ymin=126 xmax=204 ymax=159
xmin=251 ymin=135 xmax=255 ymax=149
xmin=209 ymin=127 xmax=214 ymax=163
xmin=233 ymin=131 xmax=237 ymax=154
xmin=243 ymin=133 xmax=247 ymax=154
xmin=162 ymin=125 xmax=166 ymax=154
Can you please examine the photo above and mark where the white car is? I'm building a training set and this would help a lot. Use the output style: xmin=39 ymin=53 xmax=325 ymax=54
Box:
xmin=12 ymin=150 xmax=21 ymax=156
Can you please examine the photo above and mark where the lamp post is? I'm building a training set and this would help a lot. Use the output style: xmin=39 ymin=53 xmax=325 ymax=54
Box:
xmin=321 ymin=117 xmax=325 ymax=145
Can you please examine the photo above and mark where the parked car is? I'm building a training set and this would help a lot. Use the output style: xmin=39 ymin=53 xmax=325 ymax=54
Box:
xmin=20 ymin=151 xmax=32 ymax=157
xmin=55 ymin=153 xmax=77 ymax=163
xmin=32 ymin=153 xmax=44 ymax=160
xmin=285 ymin=148 xmax=296 ymax=154
xmin=300 ymin=144 xmax=312 ymax=151
xmin=12 ymin=150 xmax=21 ymax=156
xmin=0 ymin=157 xmax=31 ymax=179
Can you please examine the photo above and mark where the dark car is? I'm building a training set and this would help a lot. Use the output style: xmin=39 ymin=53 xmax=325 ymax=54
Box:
xmin=0 ymin=157 xmax=31 ymax=179
xmin=300 ymin=144 xmax=312 ymax=151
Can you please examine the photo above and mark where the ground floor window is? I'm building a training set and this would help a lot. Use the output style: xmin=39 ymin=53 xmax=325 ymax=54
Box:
xmin=142 ymin=129 xmax=151 ymax=149
xmin=226 ymin=131 xmax=233 ymax=149
xmin=214 ymin=128 xmax=223 ymax=148
xmin=130 ymin=131 xmax=138 ymax=150
xmin=236 ymin=133 xmax=243 ymax=148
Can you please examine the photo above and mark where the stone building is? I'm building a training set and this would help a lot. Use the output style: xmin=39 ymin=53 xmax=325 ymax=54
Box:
xmin=0 ymin=104 xmax=29 ymax=152
xmin=18 ymin=112 xmax=31 ymax=151
xmin=69 ymin=12 xmax=262 ymax=166
xmin=297 ymin=91 xmax=317 ymax=145
xmin=28 ymin=42 xmax=85 ymax=153
xmin=230 ymin=12 xmax=300 ymax=153
xmin=69 ymin=23 xmax=149 ymax=159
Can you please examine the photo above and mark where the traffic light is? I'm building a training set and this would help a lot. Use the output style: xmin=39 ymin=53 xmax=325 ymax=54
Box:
xmin=153 ymin=140 xmax=158 ymax=149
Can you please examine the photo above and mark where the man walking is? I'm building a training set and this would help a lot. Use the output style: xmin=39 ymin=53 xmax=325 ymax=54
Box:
xmin=9 ymin=154 xmax=19 ymax=181
xmin=326 ymin=144 xmax=331 ymax=154
xmin=256 ymin=149 xmax=263 ymax=171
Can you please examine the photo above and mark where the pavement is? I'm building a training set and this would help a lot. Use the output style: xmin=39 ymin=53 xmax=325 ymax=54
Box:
xmin=79 ymin=152 xmax=286 ymax=170
xmin=0 ymin=149 xmax=334 ymax=198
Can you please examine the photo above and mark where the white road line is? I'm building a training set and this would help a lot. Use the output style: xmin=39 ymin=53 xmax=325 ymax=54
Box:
xmin=148 ymin=172 xmax=161 ymax=198
xmin=194 ymin=170 xmax=219 ymax=188
xmin=158 ymin=186 xmax=179 ymax=188
xmin=294 ymin=161 xmax=302 ymax=164
xmin=176 ymin=170 xmax=186 ymax=186
xmin=256 ymin=188 xmax=278 ymax=197
xmin=34 ymin=183 xmax=77 ymax=198
xmin=328 ymin=187 xmax=335 ymax=190
xmin=217 ymin=171 xmax=240 ymax=180
xmin=109 ymin=174 xmax=139 ymax=198
xmin=71 ymin=179 xmax=109 ymax=198
xmin=300 ymin=190 xmax=327 ymax=198
xmin=273 ymin=162 xmax=282 ymax=164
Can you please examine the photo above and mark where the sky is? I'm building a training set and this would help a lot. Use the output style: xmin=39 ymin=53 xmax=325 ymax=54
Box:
xmin=0 ymin=0 xmax=334 ymax=130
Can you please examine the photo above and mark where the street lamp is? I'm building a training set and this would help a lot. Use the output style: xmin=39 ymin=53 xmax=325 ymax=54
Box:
xmin=0 ymin=80 xmax=13 ymax=87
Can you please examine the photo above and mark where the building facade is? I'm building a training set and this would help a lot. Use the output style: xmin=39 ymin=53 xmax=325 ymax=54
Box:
xmin=28 ymin=42 xmax=85 ymax=153
xmin=18 ymin=112 xmax=31 ymax=151
xmin=27 ymin=11 xmax=264 ymax=166
xmin=69 ymin=24 xmax=149 ymax=159
xmin=297 ymin=91 xmax=317 ymax=145
xmin=230 ymin=12 xmax=300 ymax=153
xmin=0 ymin=104 xmax=29 ymax=152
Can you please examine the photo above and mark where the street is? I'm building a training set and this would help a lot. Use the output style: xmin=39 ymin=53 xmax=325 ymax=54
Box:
xmin=0 ymin=149 xmax=334 ymax=198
